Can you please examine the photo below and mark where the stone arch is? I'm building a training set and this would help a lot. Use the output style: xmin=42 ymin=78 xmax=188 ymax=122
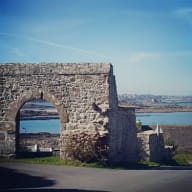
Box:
xmin=7 ymin=89 xmax=68 ymax=154
xmin=8 ymin=89 xmax=68 ymax=124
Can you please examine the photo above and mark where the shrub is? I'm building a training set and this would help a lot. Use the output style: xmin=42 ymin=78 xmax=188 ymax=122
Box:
xmin=64 ymin=132 xmax=109 ymax=163
xmin=164 ymin=136 xmax=178 ymax=152
xmin=136 ymin=120 xmax=142 ymax=132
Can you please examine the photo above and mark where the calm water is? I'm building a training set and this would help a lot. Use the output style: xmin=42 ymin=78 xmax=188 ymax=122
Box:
xmin=20 ymin=112 xmax=192 ymax=133
xmin=20 ymin=100 xmax=59 ymax=133
xmin=136 ymin=112 xmax=192 ymax=125
xmin=20 ymin=119 xmax=60 ymax=133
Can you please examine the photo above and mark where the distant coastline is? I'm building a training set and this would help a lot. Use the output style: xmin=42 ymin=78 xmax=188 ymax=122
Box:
xmin=119 ymin=94 xmax=192 ymax=113
xmin=20 ymin=108 xmax=59 ymax=120
xmin=20 ymin=104 xmax=192 ymax=121
xmin=120 ymin=103 xmax=192 ymax=113
xmin=21 ymin=116 xmax=59 ymax=120
xmin=20 ymin=95 xmax=192 ymax=119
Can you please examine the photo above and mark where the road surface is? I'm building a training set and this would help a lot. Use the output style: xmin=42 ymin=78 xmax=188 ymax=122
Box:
xmin=0 ymin=162 xmax=192 ymax=192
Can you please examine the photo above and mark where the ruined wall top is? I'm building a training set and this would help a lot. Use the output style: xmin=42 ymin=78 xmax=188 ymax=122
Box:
xmin=0 ymin=63 xmax=113 ymax=76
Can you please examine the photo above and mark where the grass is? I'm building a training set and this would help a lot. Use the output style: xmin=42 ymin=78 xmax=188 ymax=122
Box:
xmin=0 ymin=156 xmax=87 ymax=167
xmin=1 ymin=153 xmax=192 ymax=169
xmin=173 ymin=153 xmax=192 ymax=166
xmin=0 ymin=155 xmax=160 ymax=169
xmin=139 ymin=160 xmax=160 ymax=167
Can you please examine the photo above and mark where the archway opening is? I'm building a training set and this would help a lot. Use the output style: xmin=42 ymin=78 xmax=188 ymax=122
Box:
xmin=16 ymin=99 xmax=60 ymax=157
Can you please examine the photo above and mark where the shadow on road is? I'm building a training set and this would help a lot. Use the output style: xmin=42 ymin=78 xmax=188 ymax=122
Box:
xmin=0 ymin=167 xmax=110 ymax=192
xmin=0 ymin=166 xmax=55 ymax=190
xmin=1 ymin=189 xmax=110 ymax=192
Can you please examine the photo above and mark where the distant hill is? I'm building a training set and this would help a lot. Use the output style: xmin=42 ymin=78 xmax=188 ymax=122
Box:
xmin=118 ymin=94 xmax=192 ymax=106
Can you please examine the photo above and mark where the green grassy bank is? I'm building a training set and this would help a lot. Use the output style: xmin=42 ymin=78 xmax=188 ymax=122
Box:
xmin=1 ymin=153 xmax=192 ymax=169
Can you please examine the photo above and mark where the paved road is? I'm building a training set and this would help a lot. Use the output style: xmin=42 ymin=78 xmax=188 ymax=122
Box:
xmin=0 ymin=162 xmax=192 ymax=192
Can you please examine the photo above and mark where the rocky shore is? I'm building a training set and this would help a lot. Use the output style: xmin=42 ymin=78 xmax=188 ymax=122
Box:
xmin=20 ymin=100 xmax=192 ymax=121
xmin=120 ymin=103 xmax=192 ymax=113
xmin=20 ymin=104 xmax=192 ymax=121
xmin=20 ymin=133 xmax=60 ymax=150
xmin=20 ymin=108 xmax=59 ymax=120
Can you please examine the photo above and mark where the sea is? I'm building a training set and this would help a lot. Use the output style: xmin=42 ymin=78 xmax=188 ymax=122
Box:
xmin=20 ymin=119 xmax=60 ymax=134
xmin=20 ymin=101 xmax=192 ymax=133
xmin=136 ymin=111 xmax=192 ymax=125
xmin=20 ymin=111 xmax=192 ymax=133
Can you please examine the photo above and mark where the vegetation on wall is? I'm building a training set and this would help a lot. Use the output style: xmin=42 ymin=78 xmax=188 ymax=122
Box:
xmin=64 ymin=132 xmax=109 ymax=163
xmin=164 ymin=136 xmax=178 ymax=152
xmin=136 ymin=120 xmax=142 ymax=132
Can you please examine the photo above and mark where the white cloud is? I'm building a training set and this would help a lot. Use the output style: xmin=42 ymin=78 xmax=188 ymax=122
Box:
xmin=174 ymin=8 xmax=192 ymax=25
xmin=127 ymin=52 xmax=160 ymax=64
xmin=125 ymin=9 xmax=163 ymax=18
xmin=166 ymin=51 xmax=192 ymax=56
xmin=0 ymin=43 xmax=27 ymax=59
xmin=11 ymin=47 xmax=26 ymax=58
xmin=0 ymin=32 xmax=106 ymax=57
xmin=0 ymin=32 xmax=92 ymax=54
xmin=175 ymin=8 xmax=192 ymax=15
xmin=127 ymin=51 xmax=192 ymax=64
xmin=30 ymin=18 xmax=91 ymax=33
xmin=0 ymin=32 xmax=116 ymax=62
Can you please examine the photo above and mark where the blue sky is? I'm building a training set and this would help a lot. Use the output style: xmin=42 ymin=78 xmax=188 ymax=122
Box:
xmin=0 ymin=0 xmax=192 ymax=95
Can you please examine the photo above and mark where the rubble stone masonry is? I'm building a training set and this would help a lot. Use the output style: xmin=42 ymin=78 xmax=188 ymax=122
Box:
xmin=137 ymin=130 xmax=165 ymax=162
xmin=0 ymin=63 xmax=137 ymax=162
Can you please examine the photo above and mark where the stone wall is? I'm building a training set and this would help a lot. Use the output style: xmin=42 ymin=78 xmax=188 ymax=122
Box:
xmin=20 ymin=133 xmax=60 ymax=150
xmin=137 ymin=130 xmax=165 ymax=162
xmin=109 ymin=107 xmax=138 ymax=162
xmin=0 ymin=63 xmax=137 ymax=162
xmin=150 ymin=125 xmax=192 ymax=153
xmin=0 ymin=130 xmax=15 ymax=157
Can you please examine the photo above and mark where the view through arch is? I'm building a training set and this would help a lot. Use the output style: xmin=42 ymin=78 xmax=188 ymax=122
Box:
xmin=18 ymin=99 xmax=60 ymax=155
